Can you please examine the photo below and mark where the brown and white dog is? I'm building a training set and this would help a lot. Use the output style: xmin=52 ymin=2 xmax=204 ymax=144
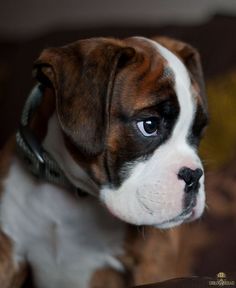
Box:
xmin=0 ymin=36 xmax=208 ymax=288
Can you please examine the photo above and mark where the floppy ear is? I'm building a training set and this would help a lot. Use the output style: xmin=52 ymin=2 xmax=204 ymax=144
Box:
xmin=152 ymin=36 xmax=207 ymax=107
xmin=33 ymin=39 xmax=135 ymax=156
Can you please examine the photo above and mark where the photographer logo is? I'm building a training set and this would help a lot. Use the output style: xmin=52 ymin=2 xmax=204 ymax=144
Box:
xmin=209 ymin=272 xmax=235 ymax=286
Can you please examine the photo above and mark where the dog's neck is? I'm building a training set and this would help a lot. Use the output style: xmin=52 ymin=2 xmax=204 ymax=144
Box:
xmin=42 ymin=113 xmax=99 ymax=197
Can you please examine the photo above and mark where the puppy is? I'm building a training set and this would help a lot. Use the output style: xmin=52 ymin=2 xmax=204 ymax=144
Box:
xmin=0 ymin=36 xmax=208 ymax=288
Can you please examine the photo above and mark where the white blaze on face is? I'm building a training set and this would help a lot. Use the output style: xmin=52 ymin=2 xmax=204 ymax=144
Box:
xmin=100 ymin=38 xmax=205 ymax=228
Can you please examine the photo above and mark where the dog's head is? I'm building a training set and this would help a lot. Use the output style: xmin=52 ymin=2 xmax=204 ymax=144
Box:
xmin=34 ymin=36 xmax=208 ymax=228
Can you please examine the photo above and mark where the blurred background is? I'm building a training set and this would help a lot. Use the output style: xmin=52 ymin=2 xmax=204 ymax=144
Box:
xmin=0 ymin=0 xmax=236 ymax=285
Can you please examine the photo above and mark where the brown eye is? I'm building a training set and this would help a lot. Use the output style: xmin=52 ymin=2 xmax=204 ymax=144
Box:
xmin=137 ymin=117 xmax=159 ymax=137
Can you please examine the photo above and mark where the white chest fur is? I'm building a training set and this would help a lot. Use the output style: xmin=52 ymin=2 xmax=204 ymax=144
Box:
xmin=0 ymin=159 xmax=125 ymax=288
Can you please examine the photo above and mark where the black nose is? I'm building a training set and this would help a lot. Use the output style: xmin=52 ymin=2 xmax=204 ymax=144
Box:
xmin=178 ymin=167 xmax=203 ymax=193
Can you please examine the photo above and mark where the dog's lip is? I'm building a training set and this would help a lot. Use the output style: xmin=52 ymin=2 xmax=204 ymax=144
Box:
xmin=155 ymin=198 xmax=196 ymax=228
xmin=155 ymin=211 xmax=193 ymax=228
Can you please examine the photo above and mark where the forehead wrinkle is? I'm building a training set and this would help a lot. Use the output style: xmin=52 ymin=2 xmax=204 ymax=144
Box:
xmin=127 ymin=75 xmax=176 ymax=115
xmin=134 ymin=37 xmax=191 ymax=90
xmin=125 ymin=36 xmax=166 ymax=81
xmin=126 ymin=37 xmax=177 ymax=95
xmin=116 ymin=56 xmax=164 ymax=116
xmin=129 ymin=37 xmax=176 ymax=85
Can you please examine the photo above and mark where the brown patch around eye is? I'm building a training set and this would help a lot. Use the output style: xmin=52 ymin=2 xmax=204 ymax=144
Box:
xmin=102 ymin=41 xmax=181 ymax=187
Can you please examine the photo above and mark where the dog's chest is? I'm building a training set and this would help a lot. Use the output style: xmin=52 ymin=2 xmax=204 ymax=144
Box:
xmin=0 ymin=159 xmax=125 ymax=288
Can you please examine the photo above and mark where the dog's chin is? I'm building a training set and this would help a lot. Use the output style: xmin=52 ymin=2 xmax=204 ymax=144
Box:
xmin=106 ymin=206 xmax=195 ymax=229
xmin=156 ymin=219 xmax=187 ymax=229
xmin=101 ymin=181 xmax=206 ymax=227
xmin=155 ymin=211 xmax=193 ymax=229
xmin=102 ymin=192 xmax=205 ymax=229
xmin=155 ymin=195 xmax=206 ymax=229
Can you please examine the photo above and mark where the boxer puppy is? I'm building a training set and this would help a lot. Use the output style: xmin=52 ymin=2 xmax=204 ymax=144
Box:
xmin=0 ymin=36 xmax=208 ymax=288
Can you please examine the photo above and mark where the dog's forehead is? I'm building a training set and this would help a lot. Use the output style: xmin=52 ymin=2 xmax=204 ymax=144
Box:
xmin=125 ymin=36 xmax=176 ymax=77
xmin=113 ymin=37 xmax=189 ymax=115
xmin=125 ymin=36 xmax=191 ymax=87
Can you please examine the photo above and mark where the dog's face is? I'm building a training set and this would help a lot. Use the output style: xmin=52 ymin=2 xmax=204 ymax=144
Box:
xmin=34 ymin=36 xmax=208 ymax=228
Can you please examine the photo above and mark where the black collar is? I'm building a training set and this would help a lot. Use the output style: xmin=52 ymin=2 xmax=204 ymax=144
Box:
xmin=16 ymin=84 xmax=92 ymax=198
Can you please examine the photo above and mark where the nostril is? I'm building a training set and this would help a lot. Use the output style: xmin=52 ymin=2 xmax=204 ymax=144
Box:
xmin=194 ymin=168 xmax=203 ymax=182
xmin=178 ymin=167 xmax=203 ymax=193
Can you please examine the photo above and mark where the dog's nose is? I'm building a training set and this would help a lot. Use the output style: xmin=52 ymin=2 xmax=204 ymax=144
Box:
xmin=178 ymin=167 xmax=203 ymax=193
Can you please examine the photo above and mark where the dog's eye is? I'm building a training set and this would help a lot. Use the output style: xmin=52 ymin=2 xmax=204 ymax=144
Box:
xmin=137 ymin=117 xmax=160 ymax=137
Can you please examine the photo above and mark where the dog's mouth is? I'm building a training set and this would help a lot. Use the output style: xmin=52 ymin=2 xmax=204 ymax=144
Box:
xmin=155 ymin=196 xmax=197 ymax=229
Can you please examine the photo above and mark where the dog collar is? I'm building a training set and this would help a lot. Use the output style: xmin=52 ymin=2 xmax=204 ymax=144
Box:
xmin=16 ymin=84 xmax=93 ymax=197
